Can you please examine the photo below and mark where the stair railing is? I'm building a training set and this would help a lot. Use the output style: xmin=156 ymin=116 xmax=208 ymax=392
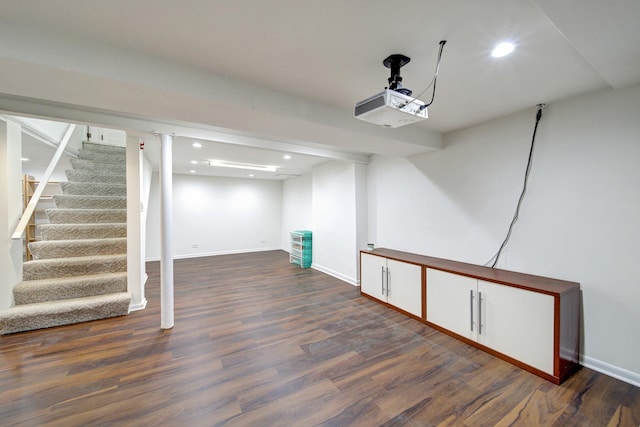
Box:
xmin=21 ymin=176 xmax=61 ymax=260
xmin=12 ymin=124 xmax=76 ymax=240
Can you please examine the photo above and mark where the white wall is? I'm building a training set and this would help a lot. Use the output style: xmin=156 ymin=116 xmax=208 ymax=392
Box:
xmin=354 ymin=163 xmax=368 ymax=279
xmin=0 ymin=119 xmax=23 ymax=308
xmin=312 ymin=161 xmax=364 ymax=284
xmin=368 ymin=111 xmax=535 ymax=263
xmin=281 ymin=173 xmax=312 ymax=250
xmin=367 ymin=84 xmax=640 ymax=385
xmin=146 ymin=173 xmax=282 ymax=260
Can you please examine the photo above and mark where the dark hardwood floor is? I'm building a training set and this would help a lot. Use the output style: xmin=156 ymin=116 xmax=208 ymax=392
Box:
xmin=1 ymin=250 xmax=638 ymax=426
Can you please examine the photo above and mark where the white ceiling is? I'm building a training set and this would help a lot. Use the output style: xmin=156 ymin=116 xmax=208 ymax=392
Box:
xmin=1 ymin=0 xmax=639 ymax=179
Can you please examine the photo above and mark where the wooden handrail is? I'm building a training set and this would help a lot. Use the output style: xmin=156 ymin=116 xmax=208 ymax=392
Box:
xmin=26 ymin=179 xmax=61 ymax=184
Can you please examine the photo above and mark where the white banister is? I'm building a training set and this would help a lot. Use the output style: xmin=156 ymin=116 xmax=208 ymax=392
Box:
xmin=11 ymin=124 xmax=77 ymax=239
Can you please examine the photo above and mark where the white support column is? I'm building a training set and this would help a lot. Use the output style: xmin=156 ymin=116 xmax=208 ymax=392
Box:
xmin=159 ymin=133 xmax=174 ymax=329
xmin=126 ymin=135 xmax=147 ymax=311
xmin=0 ymin=119 xmax=23 ymax=309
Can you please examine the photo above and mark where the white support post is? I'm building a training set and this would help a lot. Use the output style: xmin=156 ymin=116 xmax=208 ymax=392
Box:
xmin=0 ymin=119 xmax=23 ymax=309
xmin=126 ymin=136 xmax=147 ymax=311
xmin=159 ymin=133 xmax=174 ymax=329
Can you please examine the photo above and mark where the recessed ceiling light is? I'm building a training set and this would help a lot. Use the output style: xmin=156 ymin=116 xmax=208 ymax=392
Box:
xmin=190 ymin=170 xmax=196 ymax=174
xmin=492 ymin=41 xmax=515 ymax=58
xmin=192 ymin=142 xmax=202 ymax=148
xmin=208 ymin=159 xmax=277 ymax=172
xmin=249 ymin=174 xmax=255 ymax=177
xmin=21 ymin=157 xmax=29 ymax=161
xmin=190 ymin=160 xmax=198 ymax=164
xmin=283 ymin=154 xmax=292 ymax=160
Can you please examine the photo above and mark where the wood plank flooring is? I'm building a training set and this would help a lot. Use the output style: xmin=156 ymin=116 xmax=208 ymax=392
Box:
xmin=0 ymin=250 xmax=638 ymax=426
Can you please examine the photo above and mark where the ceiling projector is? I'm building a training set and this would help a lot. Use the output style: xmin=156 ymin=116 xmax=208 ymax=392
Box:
xmin=355 ymin=54 xmax=427 ymax=128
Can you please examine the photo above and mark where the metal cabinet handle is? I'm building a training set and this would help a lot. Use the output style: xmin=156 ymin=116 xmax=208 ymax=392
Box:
xmin=381 ymin=266 xmax=385 ymax=295
xmin=478 ymin=291 xmax=483 ymax=335
xmin=470 ymin=290 xmax=474 ymax=332
xmin=386 ymin=268 xmax=390 ymax=296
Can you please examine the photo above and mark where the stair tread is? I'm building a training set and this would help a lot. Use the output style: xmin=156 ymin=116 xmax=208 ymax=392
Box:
xmin=54 ymin=195 xmax=127 ymax=200
xmin=82 ymin=141 xmax=126 ymax=150
xmin=66 ymin=170 xmax=126 ymax=183
xmin=29 ymin=238 xmax=127 ymax=259
xmin=47 ymin=208 xmax=127 ymax=213
xmin=46 ymin=209 xmax=127 ymax=224
xmin=71 ymin=157 xmax=126 ymax=166
xmin=3 ymin=292 xmax=131 ymax=311
xmin=14 ymin=273 xmax=128 ymax=305
xmin=63 ymin=181 xmax=126 ymax=186
xmin=61 ymin=182 xmax=126 ymax=188
xmin=25 ymin=253 xmax=127 ymax=266
xmin=0 ymin=293 xmax=131 ymax=335
xmin=78 ymin=153 xmax=126 ymax=161
xmin=39 ymin=223 xmax=127 ymax=240
xmin=31 ymin=237 xmax=127 ymax=245
xmin=17 ymin=271 xmax=127 ymax=286
xmin=61 ymin=182 xmax=126 ymax=197
xmin=40 ymin=223 xmax=127 ymax=228
xmin=52 ymin=195 xmax=127 ymax=209
xmin=67 ymin=170 xmax=125 ymax=177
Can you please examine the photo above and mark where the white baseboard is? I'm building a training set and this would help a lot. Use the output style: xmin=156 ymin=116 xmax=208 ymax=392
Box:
xmin=146 ymin=251 xmax=359 ymax=287
xmin=129 ymin=298 xmax=148 ymax=312
xmin=581 ymin=354 xmax=640 ymax=387
xmin=311 ymin=263 xmax=358 ymax=286
xmin=145 ymin=246 xmax=282 ymax=262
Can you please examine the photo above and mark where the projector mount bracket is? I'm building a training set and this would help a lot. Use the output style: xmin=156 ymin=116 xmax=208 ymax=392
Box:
xmin=383 ymin=54 xmax=412 ymax=96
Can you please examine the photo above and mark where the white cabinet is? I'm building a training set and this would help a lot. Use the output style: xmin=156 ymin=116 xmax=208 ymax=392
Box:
xmin=426 ymin=268 xmax=477 ymax=340
xmin=426 ymin=268 xmax=554 ymax=375
xmin=477 ymin=280 xmax=554 ymax=375
xmin=362 ymin=248 xmax=579 ymax=384
xmin=360 ymin=252 xmax=387 ymax=301
xmin=361 ymin=252 xmax=422 ymax=318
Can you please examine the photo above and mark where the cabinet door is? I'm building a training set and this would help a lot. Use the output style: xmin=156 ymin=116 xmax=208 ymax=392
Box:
xmin=426 ymin=269 xmax=478 ymax=341
xmin=386 ymin=259 xmax=422 ymax=317
xmin=360 ymin=253 xmax=386 ymax=302
xmin=477 ymin=280 xmax=554 ymax=375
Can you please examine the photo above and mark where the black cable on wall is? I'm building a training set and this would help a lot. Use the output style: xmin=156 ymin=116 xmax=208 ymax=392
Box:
xmin=487 ymin=104 xmax=545 ymax=268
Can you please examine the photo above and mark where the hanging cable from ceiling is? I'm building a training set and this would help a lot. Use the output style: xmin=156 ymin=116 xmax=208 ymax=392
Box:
xmin=401 ymin=40 xmax=447 ymax=110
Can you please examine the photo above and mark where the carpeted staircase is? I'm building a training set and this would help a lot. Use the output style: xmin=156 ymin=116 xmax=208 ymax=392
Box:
xmin=0 ymin=142 xmax=131 ymax=334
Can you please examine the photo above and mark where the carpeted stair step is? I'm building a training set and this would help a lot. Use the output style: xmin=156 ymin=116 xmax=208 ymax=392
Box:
xmin=78 ymin=150 xmax=125 ymax=164
xmin=46 ymin=208 xmax=126 ymax=224
xmin=70 ymin=158 xmax=127 ymax=174
xmin=53 ymin=194 xmax=127 ymax=209
xmin=81 ymin=142 xmax=126 ymax=154
xmin=29 ymin=238 xmax=127 ymax=260
xmin=65 ymin=170 xmax=126 ymax=184
xmin=0 ymin=292 xmax=131 ymax=335
xmin=39 ymin=223 xmax=126 ymax=240
xmin=23 ymin=254 xmax=127 ymax=281
xmin=61 ymin=182 xmax=126 ymax=196
xmin=13 ymin=272 xmax=128 ymax=305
